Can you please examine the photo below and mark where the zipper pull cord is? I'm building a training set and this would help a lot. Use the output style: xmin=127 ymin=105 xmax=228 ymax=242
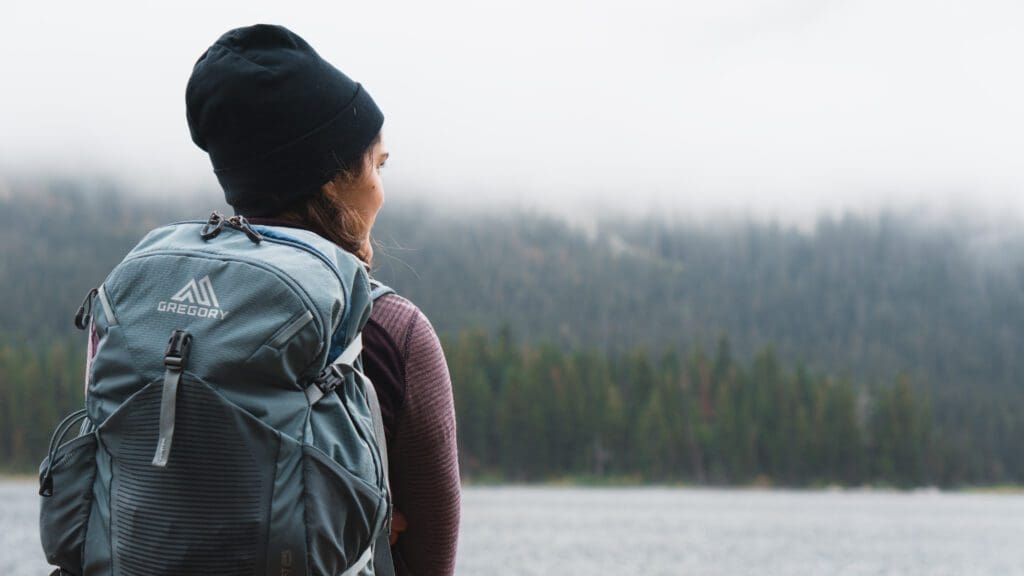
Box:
xmin=200 ymin=211 xmax=225 ymax=240
xmin=40 ymin=408 xmax=90 ymax=497
xmin=73 ymin=287 xmax=99 ymax=330
xmin=227 ymin=214 xmax=263 ymax=244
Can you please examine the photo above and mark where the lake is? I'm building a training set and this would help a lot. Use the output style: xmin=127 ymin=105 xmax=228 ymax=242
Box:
xmin=5 ymin=480 xmax=1023 ymax=575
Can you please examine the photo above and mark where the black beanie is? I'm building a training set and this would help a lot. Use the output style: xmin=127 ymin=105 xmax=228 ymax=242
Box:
xmin=186 ymin=24 xmax=384 ymax=216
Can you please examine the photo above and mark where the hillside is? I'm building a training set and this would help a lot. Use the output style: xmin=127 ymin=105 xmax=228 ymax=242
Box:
xmin=1 ymin=180 xmax=1021 ymax=484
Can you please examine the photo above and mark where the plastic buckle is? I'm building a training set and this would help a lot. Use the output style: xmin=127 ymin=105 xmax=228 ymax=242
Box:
xmin=164 ymin=330 xmax=192 ymax=368
xmin=314 ymin=364 xmax=347 ymax=396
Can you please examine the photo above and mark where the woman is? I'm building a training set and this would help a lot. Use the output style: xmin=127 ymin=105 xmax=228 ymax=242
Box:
xmin=185 ymin=24 xmax=460 ymax=575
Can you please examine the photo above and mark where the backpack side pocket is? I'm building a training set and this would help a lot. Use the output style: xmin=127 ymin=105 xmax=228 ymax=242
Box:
xmin=39 ymin=430 xmax=98 ymax=574
xmin=302 ymin=443 xmax=386 ymax=576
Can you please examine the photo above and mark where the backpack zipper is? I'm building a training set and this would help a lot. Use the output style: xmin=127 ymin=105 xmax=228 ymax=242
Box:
xmin=122 ymin=248 xmax=329 ymax=366
xmin=96 ymin=284 xmax=117 ymax=325
xmin=253 ymin=230 xmax=352 ymax=335
xmin=270 ymin=311 xmax=315 ymax=348
xmin=168 ymin=219 xmax=353 ymax=335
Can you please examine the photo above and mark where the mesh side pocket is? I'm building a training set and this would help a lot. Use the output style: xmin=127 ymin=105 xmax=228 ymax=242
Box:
xmin=39 ymin=432 xmax=97 ymax=574
xmin=303 ymin=444 xmax=386 ymax=576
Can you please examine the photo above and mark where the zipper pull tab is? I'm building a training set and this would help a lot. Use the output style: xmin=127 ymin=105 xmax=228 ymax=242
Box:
xmin=200 ymin=211 xmax=225 ymax=241
xmin=152 ymin=330 xmax=192 ymax=468
xmin=73 ymin=288 xmax=98 ymax=330
xmin=227 ymin=214 xmax=263 ymax=244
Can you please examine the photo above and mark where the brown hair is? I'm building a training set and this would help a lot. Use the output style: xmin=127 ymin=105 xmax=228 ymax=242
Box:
xmin=273 ymin=134 xmax=380 ymax=264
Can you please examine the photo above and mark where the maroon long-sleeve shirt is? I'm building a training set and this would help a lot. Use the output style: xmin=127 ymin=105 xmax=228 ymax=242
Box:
xmin=363 ymin=293 xmax=461 ymax=575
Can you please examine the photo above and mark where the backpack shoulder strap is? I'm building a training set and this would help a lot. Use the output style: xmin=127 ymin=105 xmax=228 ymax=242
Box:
xmin=368 ymin=278 xmax=395 ymax=302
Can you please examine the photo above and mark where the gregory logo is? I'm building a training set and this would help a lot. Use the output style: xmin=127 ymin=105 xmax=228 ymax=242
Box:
xmin=157 ymin=276 xmax=229 ymax=320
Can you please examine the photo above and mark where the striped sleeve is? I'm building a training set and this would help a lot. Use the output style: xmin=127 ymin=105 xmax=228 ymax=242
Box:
xmin=370 ymin=295 xmax=461 ymax=576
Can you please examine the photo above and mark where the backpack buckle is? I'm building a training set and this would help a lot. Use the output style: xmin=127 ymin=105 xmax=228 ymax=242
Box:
xmin=306 ymin=364 xmax=349 ymax=403
xmin=164 ymin=330 xmax=193 ymax=368
xmin=320 ymin=364 xmax=349 ymax=394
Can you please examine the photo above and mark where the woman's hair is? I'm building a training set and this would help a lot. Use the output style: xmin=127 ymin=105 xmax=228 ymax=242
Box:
xmin=273 ymin=134 xmax=380 ymax=264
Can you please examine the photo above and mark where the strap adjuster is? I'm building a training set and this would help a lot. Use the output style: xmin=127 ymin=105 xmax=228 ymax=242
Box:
xmin=306 ymin=334 xmax=364 ymax=404
xmin=314 ymin=363 xmax=349 ymax=394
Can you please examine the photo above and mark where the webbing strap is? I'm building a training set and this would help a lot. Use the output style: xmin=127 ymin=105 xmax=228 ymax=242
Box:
xmin=152 ymin=364 xmax=181 ymax=468
xmin=339 ymin=546 xmax=373 ymax=576
xmin=353 ymin=371 xmax=390 ymax=483
xmin=373 ymin=530 xmax=396 ymax=576
xmin=304 ymin=378 xmax=326 ymax=404
xmin=152 ymin=330 xmax=191 ymax=468
xmin=337 ymin=332 xmax=364 ymax=369
xmin=351 ymin=356 xmax=395 ymax=576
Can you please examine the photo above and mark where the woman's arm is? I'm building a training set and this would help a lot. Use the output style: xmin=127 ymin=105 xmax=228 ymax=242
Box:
xmin=388 ymin=304 xmax=461 ymax=576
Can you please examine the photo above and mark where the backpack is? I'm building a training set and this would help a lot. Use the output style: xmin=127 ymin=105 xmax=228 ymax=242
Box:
xmin=38 ymin=212 xmax=396 ymax=576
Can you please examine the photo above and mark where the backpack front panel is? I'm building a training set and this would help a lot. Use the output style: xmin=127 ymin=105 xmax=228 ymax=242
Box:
xmin=99 ymin=376 xmax=277 ymax=575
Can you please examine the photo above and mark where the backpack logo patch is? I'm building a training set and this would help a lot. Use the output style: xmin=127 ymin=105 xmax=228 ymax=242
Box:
xmin=157 ymin=275 xmax=229 ymax=320
xmin=172 ymin=276 xmax=220 ymax=307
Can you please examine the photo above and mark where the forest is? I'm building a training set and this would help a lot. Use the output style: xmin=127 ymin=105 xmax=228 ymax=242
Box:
xmin=0 ymin=179 xmax=1021 ymax=486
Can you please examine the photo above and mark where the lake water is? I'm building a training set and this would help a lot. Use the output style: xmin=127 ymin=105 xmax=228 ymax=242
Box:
xmin=5 ymin=479 xmax=1023 ymax=575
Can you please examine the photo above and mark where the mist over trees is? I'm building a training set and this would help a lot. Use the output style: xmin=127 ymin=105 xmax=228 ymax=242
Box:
xmin=373 ymin=204 xmax=1024 ymax=394
xmin=1 ymin=180 xmax=1021 ymax=486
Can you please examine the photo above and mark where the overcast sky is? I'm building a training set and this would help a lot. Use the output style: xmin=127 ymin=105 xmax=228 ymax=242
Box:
xmin=2 ymin=0 xmax=1022 ymax=223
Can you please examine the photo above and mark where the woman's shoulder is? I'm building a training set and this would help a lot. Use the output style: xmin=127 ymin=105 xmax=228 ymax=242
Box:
xmin=367 ymin=292 xmax=438 ymax=354
xmin=365 ymin=291 xmax=449 ymax=405
xmin=370 ymin=291 xmax=419 ymax=321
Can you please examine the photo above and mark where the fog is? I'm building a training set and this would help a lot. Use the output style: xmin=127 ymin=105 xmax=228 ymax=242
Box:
xmin=2 ymin=0 xmax=1022 ymax=224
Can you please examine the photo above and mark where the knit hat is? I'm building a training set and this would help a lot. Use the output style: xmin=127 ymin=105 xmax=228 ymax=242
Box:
xmin=186 ymin=24 xmax=384 ymax=216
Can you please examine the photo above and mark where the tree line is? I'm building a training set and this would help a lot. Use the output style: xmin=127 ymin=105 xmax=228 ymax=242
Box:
xmin=446 ymin=328 xmax=1020 ymax=487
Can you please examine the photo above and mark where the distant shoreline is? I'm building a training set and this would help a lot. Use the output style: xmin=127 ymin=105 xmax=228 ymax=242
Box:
xmin=4 ymin=473 xmax=1022 ymax=494
xmin=465 ymin=472 xmax=1024 ymax=493
xmin=458 ymin=472 xmax=1024 ymax=492
xmin=0 ymin=473 xmax=36 ymax=482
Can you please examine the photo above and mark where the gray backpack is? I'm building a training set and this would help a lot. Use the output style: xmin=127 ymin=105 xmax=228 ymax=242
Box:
xmin=39 ymin=212 xmax=395 ymax=576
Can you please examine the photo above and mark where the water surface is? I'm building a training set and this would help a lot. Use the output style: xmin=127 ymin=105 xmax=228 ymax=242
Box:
xmin=6 ymin=480 xmax=1023 ymax=575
